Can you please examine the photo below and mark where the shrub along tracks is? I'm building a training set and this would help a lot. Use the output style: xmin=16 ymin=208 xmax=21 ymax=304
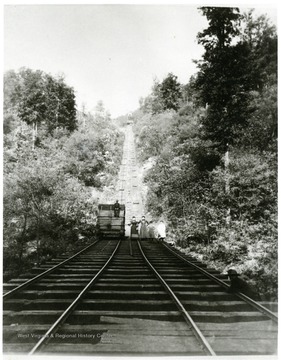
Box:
xmin=3 ymin=238 xmax=278 ymax=355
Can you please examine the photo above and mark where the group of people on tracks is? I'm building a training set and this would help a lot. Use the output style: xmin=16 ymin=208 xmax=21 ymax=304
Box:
xmin=113 ymin=200 xmax=166 ymax=242
xmin=113 ymin=201 xmax=261 ymax=300
xmin=128 ymin=215 xmax=166 ymax=242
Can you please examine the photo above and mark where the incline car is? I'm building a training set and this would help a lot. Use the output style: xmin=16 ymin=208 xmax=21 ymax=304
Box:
xmin=97 ymin=204 xmax=126 ymax=239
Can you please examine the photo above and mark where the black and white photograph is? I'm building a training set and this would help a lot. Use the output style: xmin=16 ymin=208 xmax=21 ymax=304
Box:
xmin=2 ymin=1 xmax=278 ymax=358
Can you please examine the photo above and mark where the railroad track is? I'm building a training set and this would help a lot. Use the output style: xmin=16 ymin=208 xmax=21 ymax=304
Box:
xmin=3 ymin=238 xmax=278 ymax=355
xmin=3 ymin=239 xmax=119 ymax=353
xmin=139 ymin=240 xmax=278 ymax=355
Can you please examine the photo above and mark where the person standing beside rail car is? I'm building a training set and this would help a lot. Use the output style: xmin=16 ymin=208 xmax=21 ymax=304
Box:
xmin=147 ymin=220 xmax=157 ymax=242
xmin=128 ymin=216 xmax=138 ymax=238
xmin=113 ymin=200 xmax=121 ymax=217
xmin=139 ymin=216 xmax=149 ymax=240
xmin=128 ymin=216 xmax=138 ymax=256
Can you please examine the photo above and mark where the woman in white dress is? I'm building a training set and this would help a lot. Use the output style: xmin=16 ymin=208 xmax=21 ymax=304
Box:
xmin=157 ymin=220 xmax=166 ymax=242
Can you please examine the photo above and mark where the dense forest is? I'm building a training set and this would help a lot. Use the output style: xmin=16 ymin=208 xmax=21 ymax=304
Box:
xmin=3 ymin=7 xmax=277 ymax=300
xmin=3 ymin=69 xmax=124 ymax=278
xmin=132 ymin=8 xmax=277 ymax=299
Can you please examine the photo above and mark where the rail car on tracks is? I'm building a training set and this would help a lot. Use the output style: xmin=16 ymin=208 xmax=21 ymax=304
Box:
xmin=97 ymin=204 xmax=125 ymax=239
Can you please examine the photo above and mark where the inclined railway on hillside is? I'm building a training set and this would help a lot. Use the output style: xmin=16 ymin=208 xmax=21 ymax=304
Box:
xmin=3 ymin=124 xmax=278 ymax=355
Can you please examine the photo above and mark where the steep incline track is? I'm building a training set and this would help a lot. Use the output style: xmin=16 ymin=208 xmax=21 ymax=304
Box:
xmin=113 ymin=124 xmax=145 ymax=230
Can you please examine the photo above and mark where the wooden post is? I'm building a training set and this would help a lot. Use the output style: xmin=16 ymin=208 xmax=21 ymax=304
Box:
xmin=129 ymin=236 xmax=133 ymax=256
xmin=32 ymin=122 xmax=35 ymax=150
xmin=225 ymin=144 xmax=230 ymax=193
xmin=225 ymin=143 xmax=230 ymax=225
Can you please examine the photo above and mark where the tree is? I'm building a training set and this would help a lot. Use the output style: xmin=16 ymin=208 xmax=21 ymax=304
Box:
xmin=4 ymin=70 xmax=19 ymax=113
xmin=197 ymin=7 xmax=241 ymax=50
xmin=195 ymin=7 xmax=251 ymax=151
xmin=195 ymin=8 xmax=277 ymax=152
xmin=44 ymin=74 xmax=77 ymax=133
xmin=241 ymin=10 xmax=277 ymax=90
xmin=234 ymin=10 xmax=277 ymax=151
xmin=159 ymin=73 xmax=183 ymax=112
xmin=4 ymin=68 xmax=77 ymax=143
xmin=151 ymin=73 xmax=182 ymax=114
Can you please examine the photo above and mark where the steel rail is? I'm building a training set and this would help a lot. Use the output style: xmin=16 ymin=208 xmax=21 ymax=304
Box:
xmin=28 ymin=239 xmax=121 ymax=355
xmin=3 ymin=240 xmax=100 ymax=300
xmin=137 ymin=240 xmax=216 ymax=356
xmin=161 ymin=242 xmax=278 ymax=323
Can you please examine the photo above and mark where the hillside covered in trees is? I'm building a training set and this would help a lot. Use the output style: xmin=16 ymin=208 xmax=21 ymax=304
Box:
xmin=3 ymin=7 xmax=277 ymax=301
xmin=132 ymin=8 xmax=277 ymax=299
xmin=3 ymin=68 xmax=124 ymax=279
